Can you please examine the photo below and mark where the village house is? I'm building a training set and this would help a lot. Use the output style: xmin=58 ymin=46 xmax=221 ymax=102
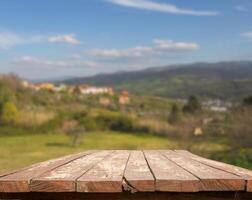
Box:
xmin=22 ymin=81 xmax=115 ymax=96
xmin=79 ymin=86 xmax=114 ymax=95
xmin=53 ymin=84 xmax=67 ymax=92
xmin=203 ymin=99 xmax=233 ymax=112
xmin=99 ymin=97 xmax=111 ymax=106
xmin=36 ymin=83 xmax=55 ymax=91
xmin=119 ymin=90 xmax=130 ymax=105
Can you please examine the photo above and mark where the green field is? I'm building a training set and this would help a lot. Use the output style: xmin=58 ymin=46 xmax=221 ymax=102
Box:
xmin=0 ymin=132 xmax=168 ymax=173
xmin=0 ymin=131 xmax=238 ymax=174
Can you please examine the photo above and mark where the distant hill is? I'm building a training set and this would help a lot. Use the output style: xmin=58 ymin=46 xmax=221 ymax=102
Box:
xmin=62 ymin=61 xmax=252 ymax=101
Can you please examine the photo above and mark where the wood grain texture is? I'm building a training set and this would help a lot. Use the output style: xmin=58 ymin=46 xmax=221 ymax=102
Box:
xmin=0 ymin=151 xmax=95 ymax=193
xmin=161 ymin=150 xmax=246 ymax=191
xmin=247 ymin=178 xmax=252 ymax=192
xmin=123 ymin=151 xmax=155 ymax=192
xmin=31 ymin=151 xmax=113 ymax=192
xmin=1 ymin=192 xmax=252 ymax=200
xmin=175 ymin=150 xmax=252 ymax=192
xmin=0 ymin=150 xmax=251 ymax=195
xmin=143 ymin=150 xmax=199 ymax=192
xmin=77 ymin=150 xmax=130 ymax=193
xmin=0 ymin=152 xmax=95 ymax=178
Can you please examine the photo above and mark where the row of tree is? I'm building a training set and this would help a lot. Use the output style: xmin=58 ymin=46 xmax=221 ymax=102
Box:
xmin=168 ymin=96 xmax=202 ymax=124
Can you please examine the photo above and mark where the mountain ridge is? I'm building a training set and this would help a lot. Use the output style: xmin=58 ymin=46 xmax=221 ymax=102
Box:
xmin=61 ymin=61 xmax=252 ymax=100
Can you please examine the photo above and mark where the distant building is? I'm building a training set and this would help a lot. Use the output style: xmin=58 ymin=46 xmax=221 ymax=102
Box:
xmin=99 ymin=97 xmax=111 ymax=106
xmin=204 ymin=99 xmax=232 ymax=112
xmin=80 ymin=86 xmax=114 ymax=95
xmin=21 ymin=81 xmax=47 ymax=91
xmin=68 ymin=86 xmax=78 ymax=94
xmin=36 ymin=83 xmax=55 ymax=91
xmin=193 ymin=127 xmax=203 ymax=136
xmin=210 ymin=106 xmax=228 ymax=112
xmin=54 ymin=84 xmax=67 ymax=92
xmin=119 ymin=90 xmax=130 ymax=105
xmin=21 ymin=81 xmax=115 ymax=96
xmin=21 ymin=81 xmax=29 ymax=88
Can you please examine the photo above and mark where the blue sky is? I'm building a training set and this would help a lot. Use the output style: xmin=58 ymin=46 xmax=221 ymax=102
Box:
xmin=0 ymin=0 xmax=252 ymax=79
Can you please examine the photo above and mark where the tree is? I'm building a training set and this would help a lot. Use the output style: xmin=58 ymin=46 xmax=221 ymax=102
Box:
xmin=183 ymin=95 xmax=202 ymax=114
xmin=61 ymin=120 xmax=85 ymax=147
xmin=1 ymin=102 xmax=19 ymax=124
xmin=168 ymin=104 xmax=182 ymax=124
xmin=243 ymin=96 xmax=252 ymax=106
xmin=0 ymin=86 xmax=16 ymax=105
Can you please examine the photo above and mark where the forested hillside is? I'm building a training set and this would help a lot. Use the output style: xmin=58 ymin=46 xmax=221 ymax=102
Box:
xmin=63 ymin=61 xmax=252 ymax=100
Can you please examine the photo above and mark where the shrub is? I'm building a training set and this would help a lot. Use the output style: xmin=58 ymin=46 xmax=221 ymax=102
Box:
xmin=0 ymin=102 xmax=19 ymax=124
xmin=71 ymin=110 xmax=133 ymax=131
xmin=77 ymin=116 xmax=100 ymax=131
xmin=226 ymin=107 xmax=252 ymax=148
xmin=243 ymin=96 xmax=252 ymax=106
xmin=168 ymin=104 xmax=182 ymax=124
xmin=0 ymin=86 xmax=16 ymax=105
xmin=95 ymin=112 xmax=135 ymax=132
xmin=38 ymin=113 xmax=66 ymax=133
xmin=61 ymin=120 xmax=85 ymax=146
xmin=136 ymin=118 xmax=178 ymax=136
xmin=183 ymin=95 xmax=202 ymax=114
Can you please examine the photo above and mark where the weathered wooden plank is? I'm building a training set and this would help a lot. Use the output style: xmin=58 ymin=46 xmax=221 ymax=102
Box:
xmin=0 ymin=152 xmax=94 ymax=178
xmin=77 ymin=150 xmax=130 ymax=193
xmin=247 ymin=178 xmax=252 ymax=192
xmin=31 ymin=150 xmax=113 ymax=192
xmin=0 ymin=151 xmax=95 ymax=193
xmin=2 ymin=192 xmax=252 ymax=200
xmin=161 ymin=150 xmax=246 ymax=191
xmin=175 ymin=150 xmax=252 ymax=192
xmin=143 ymin=150 xmax=199 ymax=192
xmin=123 ymin=151 xmax=155 ymax=192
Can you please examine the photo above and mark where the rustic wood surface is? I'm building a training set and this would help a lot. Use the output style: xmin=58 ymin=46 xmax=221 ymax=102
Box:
xmin=1 ymin=192 xmax=252 ymax=200
xmin=123 ymin=151 xmax=155 ymax=192
xmin=77 ymin=150 xmax=130 ymax=193
xmin=175 ymin=150 xmax=252 ymax=192
xmin=143 ymin=150 xmax=199 ymax=192
xmin=161 ymin=150 xmax=245 ymax=191
xmin=31 ymin=150 xmax=113 ymax=192
xmin=0 ymin=150 xmax=252 ymax=196
xmin=0 ymin=150 xmax=95 ymax=193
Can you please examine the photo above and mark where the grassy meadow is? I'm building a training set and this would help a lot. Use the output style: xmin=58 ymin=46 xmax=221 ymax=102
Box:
xmin=0 ymin=131 xmax=232 ymax=174
xmin=0 ymin=132 xmax=168 ymax=173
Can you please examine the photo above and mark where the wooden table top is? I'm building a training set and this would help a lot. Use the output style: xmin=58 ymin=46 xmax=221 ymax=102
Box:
xmin=0 ymin=150 xmax=252 ymax=194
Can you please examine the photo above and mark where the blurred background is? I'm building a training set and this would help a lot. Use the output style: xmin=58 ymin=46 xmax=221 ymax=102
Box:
xmin=0 ymin=0 xmax=252 ymax=173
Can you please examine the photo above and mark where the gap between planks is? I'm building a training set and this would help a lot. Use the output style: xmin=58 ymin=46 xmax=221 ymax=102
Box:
xmin=175 ymin=150 xmax=252 ymax=192
xmin=0 ymin=150 xmax=97 ymax=193
xmin=30 ymin=151 xmax=115 ymax=192
xmin=123 ymin=150 xmax=155 ymax=193
xmin=160 ymin=150 xmax=246 ymax=192
xmin=143 ymin=150 xmax=200 ymax=192
xmin=0 ymin=150 xmax=251 ymax=194
xmin=77 ymin=150 xmax=130 ymax=193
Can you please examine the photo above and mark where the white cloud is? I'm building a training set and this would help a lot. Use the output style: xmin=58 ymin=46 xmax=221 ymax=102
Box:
xmin=89 ymin=39 xmax=199 ymax=59
xmin=153 ymin=39 xmax=199 ymax=51
xmin=13 ymin=56 xmax=98 ymax=68
xmin=14 ymin=56 xmax=68 ymax=68
xmin=48 ymin=34 xmax=80 ymax=45
xmin=71 ymin=54 xmax=81 ymax=59
xmin=242 ymin=32 xmax=252 ymax=40
xmin=106 ymin=0 xmax=218 ymax=16
xmin=234 ymin=5 xmax=248 ymax=12
xmin=0 ymin=32 xmax=81 ymax=49
xmin=0 ymin=32 xmax=43 ymax=49
xmin=90 ymin=46 xmax=152 ymax=58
